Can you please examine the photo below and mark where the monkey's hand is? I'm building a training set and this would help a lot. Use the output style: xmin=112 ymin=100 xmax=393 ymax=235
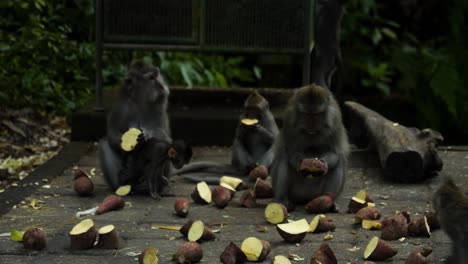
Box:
xmin=248 ymin=165 xmax=268 ymax=182
xmin=133 ymin=129 xmax=151 ymax=152
xmin=298 ymin=158 xmax=328 ymax=178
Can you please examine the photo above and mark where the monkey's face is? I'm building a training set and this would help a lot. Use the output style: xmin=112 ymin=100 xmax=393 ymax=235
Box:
xmin=291 ymin=84 xmax=335 ymax=137
xmin=170 ymin=141 xmax=193 ymax=169
xmin=141 ymin=69 xmax=169 ymax=103
xmin=127 ymin=68 xmax=169 ymax=104
xmin=244 ymin=106 xmax=261 ymax=119
xmin=296 ymin=101 xmax=329 ymax=136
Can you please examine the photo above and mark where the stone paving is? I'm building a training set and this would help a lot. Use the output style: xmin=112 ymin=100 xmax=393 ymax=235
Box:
xmin=0 ymin=143 xmax=466 ymax=263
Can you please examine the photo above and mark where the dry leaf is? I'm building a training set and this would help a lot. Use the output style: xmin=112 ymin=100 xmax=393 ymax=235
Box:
xmin=255 ymin=224 xmax=268 ymax=233
xmin=211 ymin=224 xmax=224 ymax=233
xmin=288 ymin=253 xmax=304 ymax=261
xmin=30 ymin=199 xmax=44 ymax=210
xmin=151 ymin=224 xmax=181 ymax=231
xmin=347 ymin=246 xmax=360 ymax=252
xmin=2 ymin=120 xmax=26 ymax=137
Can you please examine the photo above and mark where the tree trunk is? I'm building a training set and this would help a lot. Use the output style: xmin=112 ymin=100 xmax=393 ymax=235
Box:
xmin=345 ymin=101 xmax=443 ymax=182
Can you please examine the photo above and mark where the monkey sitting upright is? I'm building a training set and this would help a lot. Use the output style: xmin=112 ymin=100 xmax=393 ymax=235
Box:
xmin=176 ymin=91 xmax=279 ymax=183
xmin=270 ymin=84 xmax=349 ymax=210
xmin=232 ymin=90 xmax=279 ymax=177
xmin=433 ymin=177 xmax=468 ymax=264
xmin=99 ymin=60 xmax=191 ymax=199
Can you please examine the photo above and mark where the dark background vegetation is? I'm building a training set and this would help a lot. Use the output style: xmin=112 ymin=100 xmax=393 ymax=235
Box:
xmin=0 ymin=0 xmax=467 ymax=144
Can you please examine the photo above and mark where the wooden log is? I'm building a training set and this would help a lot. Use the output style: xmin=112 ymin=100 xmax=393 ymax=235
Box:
xmin=344 ymin=101 xmax=443 ymax=182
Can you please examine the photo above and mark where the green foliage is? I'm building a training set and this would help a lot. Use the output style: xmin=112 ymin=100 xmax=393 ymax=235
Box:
xmin=154 ymin=52 xmax=259 ymax=88
xmin=0 ymin=0 xmax=95 ymax=113
xmin=342 ymin=0 xmax=468 ymax=141
xmin=0 ymin=0 xmax=260 ymax=114
xmin=341 ymin=0 xmax=399 ymax=95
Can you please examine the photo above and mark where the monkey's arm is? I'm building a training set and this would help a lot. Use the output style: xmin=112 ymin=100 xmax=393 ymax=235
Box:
xmin=289 ymin=152 xmax=308 ymax=171
xmin=319 ymin=151 xmax=339 ymax=168
xmin=106 ymin=103 xmax=133 ymax=152
xmin=254 ymin=125 xmax=276 ymax=145
xmin=142 ymin=140 xmax=171 ymax=200
xmin=271 ymin=138 xmax=291 ymax=205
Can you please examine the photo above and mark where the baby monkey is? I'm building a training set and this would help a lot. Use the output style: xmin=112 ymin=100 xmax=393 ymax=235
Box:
xmin=433 ymin=177 xmax=468 ymax=263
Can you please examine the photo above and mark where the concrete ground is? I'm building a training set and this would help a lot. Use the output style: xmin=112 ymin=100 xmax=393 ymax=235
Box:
xmin=0 ymin=143 xmax=466 ymax=263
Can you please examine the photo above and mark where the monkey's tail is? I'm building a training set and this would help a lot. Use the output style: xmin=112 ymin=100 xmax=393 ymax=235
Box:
xmin=172 ymin=161 xmax=242 ymax=185
xmin=174 ymin=161 xmax=240 ymax=175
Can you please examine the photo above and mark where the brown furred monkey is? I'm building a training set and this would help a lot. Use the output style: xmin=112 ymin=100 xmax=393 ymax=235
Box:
xmin=270 ymin=84 xmax=349 ymax=210
xmin=177 ymin=91 xmax=279 ymax=183
xmin=99 ymin=60 xmax=191 ymax=199
xmin=433 ymin=178 xmax=468 ymax=264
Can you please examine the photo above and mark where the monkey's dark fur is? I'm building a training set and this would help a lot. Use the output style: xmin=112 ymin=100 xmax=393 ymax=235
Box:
xmin=99 ymin=60 xmax=190 ymax=199
xmin=271 ymin=84 xmax=349 ymax=209
xmin=177 ymin=91 xmax=278 ymax=183
xmin=433 ymin=178 xmax=468 ymax=264
xmin=231 ymin=90 xmax=279 ymax=175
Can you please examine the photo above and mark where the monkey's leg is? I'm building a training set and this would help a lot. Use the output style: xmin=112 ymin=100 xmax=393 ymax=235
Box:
xmin=258 ymin=148 xmax=275 ymax=168
xmin=452 ymin=234 xmax=466 ymax=264
xmin=160 ymin=161 xmax=175 ymax=197
xmin=271 ymin=140 xmax=294 ymax=209
xmin=231 ymin=139 xmax=255 ymax=175
xmin=144 ymin=159 xmax=162 ymax=200
xmin=98 ymin=139 xmax=123 ymax=190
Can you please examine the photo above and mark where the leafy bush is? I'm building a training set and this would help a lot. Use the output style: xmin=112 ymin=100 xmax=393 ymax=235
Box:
xmin=0 ymin=0 xmax=260 ymax=114
xmin=150 ymin=52 xmax=260 ymax=88
xmin=341 ymin=0 xmax=468 ymax=142
xmin=0 ymin=0 xmax=95 ymax=113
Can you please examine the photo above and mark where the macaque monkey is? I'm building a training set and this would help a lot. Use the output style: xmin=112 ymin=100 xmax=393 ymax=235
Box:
xmin=270 ymin=84 xmax=349 ymax=209
xmin=232 ymin=90 xmax=279 ymax=176
xmin=433 ymin=178 xmax=468 ymax=263
xmin=176 ymin=91 xmax=279 ymax=183
xmin=99 ymin=60 xmax=189 ymax=199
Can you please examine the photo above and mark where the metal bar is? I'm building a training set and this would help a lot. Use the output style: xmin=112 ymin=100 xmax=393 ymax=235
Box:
xmin=102 ymin=43 xmax=305 ymax=54
xmin=95 ymin=0 xmax=104 ymax=111
xmin=200 ymin=0 xmax=206 ymax=46
xmin=103 ymin=35 xmax=199 ymax=44
xmin=302 ymin=0 xmax=315 ymax=85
